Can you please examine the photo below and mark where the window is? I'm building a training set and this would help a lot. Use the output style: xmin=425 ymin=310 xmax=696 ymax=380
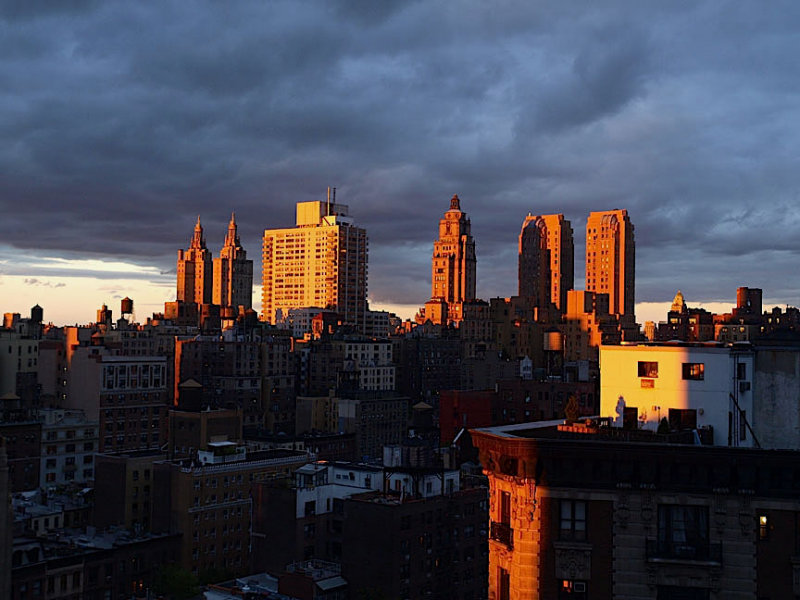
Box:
xmin=304 ymin=500 xmax=316 ymax=516
xmin=498 ymin=568 xmax=510 ymax=600
xmin=656 ymin=505 xmax=709 ymax=559
xmin=740 ymin=410 xmax=747 ymax=441
xmin=657 ymin=586 xmax=709 ymax=600
xmin=737 ymin=362 xmax=747 ymax=380
xmin=560 ymin=580 xmax=588 ymax=599
xmin=758 ymin=514 xmax=769 ymax=540
xmin=682 ymin=363 xmax=704 ymax=380
xmin=560 ymin=500 xmax=587 ymax=541
xmin=638 ymin=362 xmax=658 ymax=378
xmin=668 ymin=408 xmax=697 ymax=431
xmin=500 ymin=491 xmax=511 ymax=525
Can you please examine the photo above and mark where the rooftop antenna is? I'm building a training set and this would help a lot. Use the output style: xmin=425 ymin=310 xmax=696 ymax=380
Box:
xmin=326 ymin=187 xmax=331 ymax=217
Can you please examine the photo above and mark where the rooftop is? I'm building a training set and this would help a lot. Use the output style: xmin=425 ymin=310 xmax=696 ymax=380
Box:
xmin=473 ymin=418 xmax=702 ymax=446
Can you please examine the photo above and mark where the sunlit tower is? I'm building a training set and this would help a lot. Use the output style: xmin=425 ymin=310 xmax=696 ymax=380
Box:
xmin=585 ymin=209 xmax=635 ymax=320
xmin=213 ymin=213 xmax=254 ymax=310
xmin=261 ymin=189 xmax=368 ymax=329
xmin=431 ymin=194 xmax=476 ymax=304
xmin=177 ymin=217 xmax=213 ymax=305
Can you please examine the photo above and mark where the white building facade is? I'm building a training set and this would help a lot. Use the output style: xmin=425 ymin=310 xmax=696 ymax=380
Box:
xmin=600 ymin=344 xmax=755 ymax=447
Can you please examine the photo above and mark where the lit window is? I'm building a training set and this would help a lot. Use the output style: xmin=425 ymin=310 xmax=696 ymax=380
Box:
xmin=682 ymin=363 xmax=704 ymax=380
xmin=638 ymin=361 xmax=658 ymax=378
xmin=759 ymin=515 xmax=769 ymax=540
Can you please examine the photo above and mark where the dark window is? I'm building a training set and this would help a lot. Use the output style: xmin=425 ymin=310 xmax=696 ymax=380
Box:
xmin=656 ymin=505 xmax=709 ymax=559
xmin=498 ymin=568 xmax=510 ymax=600
xmin=737 ymin=362 xmax=747 ymax=380
xmin=638 ymin=361 xmax=658 ymax=378
xmin=560 ymin=500 xmax=587 ymax=541
xmin=304 ymin=500 xmax=316 ymax=516
xmin=500 ymin=492 xmax=511 ymax=525
xmin=668 ymin=409 xmax=697 ymax=431
xmin=682 ymin=363 xmax=704 ymax=380
xmin=657 ymin=586 xmax=709 ymax=600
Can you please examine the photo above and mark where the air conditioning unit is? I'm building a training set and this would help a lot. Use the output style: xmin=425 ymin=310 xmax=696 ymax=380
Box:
xmin=739 ymin=381 xmax=751 ymax=393
xmin=574 ymin=582 xmax=587 ymax=593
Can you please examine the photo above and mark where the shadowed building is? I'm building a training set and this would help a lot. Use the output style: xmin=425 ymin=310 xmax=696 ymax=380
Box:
xmin=473 ymin=419 xmax=800 ymax=600
xmin=518 ymin=215 xmax=551 ymax=313
xmin=519 ymin=214 xmax=574 ymax=317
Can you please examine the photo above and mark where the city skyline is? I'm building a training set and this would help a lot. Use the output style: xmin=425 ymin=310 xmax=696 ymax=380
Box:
xmin=3 ymin=2 xmax=800 ymax=324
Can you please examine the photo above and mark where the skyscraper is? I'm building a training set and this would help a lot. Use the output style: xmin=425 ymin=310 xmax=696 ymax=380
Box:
xmin=213 ymin=213 xmax=254 ymax=310
xmin=518 ymin=215 xmax=551 ymax=311
xmin=261 ymin=197 xmax=368 ymax=328
xmin=519 ymin=214 xmax=574 ymax=314
xmin=431 ymin=195 xmax=476 ymax=304
xmin=541 ymin=214 xmax=574 ymax=313
xmin=585 ymin=209 xmax=635 ymax=319
xmin=177 ymin=217 xmax=213 ymax=304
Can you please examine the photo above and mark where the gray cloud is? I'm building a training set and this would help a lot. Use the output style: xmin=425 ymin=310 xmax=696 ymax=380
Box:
xmin=23 ymin=278 xmax=66 ymax=288
xmin=3 ymin=1 xmax=800 ymax=319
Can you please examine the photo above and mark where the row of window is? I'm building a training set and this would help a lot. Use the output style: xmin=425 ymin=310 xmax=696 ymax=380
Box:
xmin=637 ymin=361 xmax=749 ymax=381
xmin=638 ymin=361 xmax=706 ymax=380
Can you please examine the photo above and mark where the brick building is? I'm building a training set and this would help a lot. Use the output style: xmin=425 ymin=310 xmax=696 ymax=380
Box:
xmin=473 ymin=420 xmax=800 ymax=599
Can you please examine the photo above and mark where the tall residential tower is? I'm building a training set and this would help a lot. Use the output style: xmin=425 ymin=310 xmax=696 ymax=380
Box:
xmin=261 ymin=197 xmax=368 ymax=328
xmin=585 ymin=209 xmax=635 ymax=320
xmin=213 ymin=213 xmax=253 ymax=310
xmin=177 ymin=217 xmax=213 ymax=304
xmin=431 ymin=195 xmax=476 ymax=304
xmin=519 ymin=213 xmax=574 ymax=315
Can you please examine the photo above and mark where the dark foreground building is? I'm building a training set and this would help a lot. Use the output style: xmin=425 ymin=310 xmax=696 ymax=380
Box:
xmin=472 ymin=420 xmax=800 ymax=600
xmin=341 ymin=487 xmax=488 ymax=600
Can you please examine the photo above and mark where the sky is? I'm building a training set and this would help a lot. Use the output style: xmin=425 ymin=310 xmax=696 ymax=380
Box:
xmin=2 ymin=1 xmax=800 ymax=326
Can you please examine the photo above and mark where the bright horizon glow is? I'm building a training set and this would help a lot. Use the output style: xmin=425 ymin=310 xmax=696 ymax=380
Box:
xmin=0 ymin=246 xmax=789 ymax=328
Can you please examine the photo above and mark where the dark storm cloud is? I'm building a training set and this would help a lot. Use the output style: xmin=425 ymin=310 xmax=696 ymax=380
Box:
xmin=3 ymin=0 xmax=800 ymax=317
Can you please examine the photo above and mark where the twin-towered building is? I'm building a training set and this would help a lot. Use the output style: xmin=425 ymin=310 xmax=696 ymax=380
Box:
xmin=176 ymin=195 xmax=635 ymax=339
xmin=176 ymin=213 xmax=253 ymax=311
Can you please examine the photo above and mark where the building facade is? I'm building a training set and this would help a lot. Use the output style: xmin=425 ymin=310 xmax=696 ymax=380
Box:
xmin=431 ymin=195 xmax=477 ymax=314
xmin=212 ymin=213 xmax=254 ymax=311
xmin=39 ymin=409 xmax=98 ymax=488
xmin=261 ymin=200 xmax=368 ymax=330
xmin=518 ymin=215 xmax=551 ymax=313
xmin=177 ymin=217 xmax=213 ymax=305
xmin=153 ymin=445 xmax=309 ymax=577
xmin=585 ymin=210 xmax=635 ymax=320
xmin=473 ymin=420 xmax=800 ymax=600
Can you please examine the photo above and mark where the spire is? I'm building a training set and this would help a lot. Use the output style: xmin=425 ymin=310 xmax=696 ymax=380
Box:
xmin=450 ymin=194 xmax=461 ymax=210
xmin=224 ymin=212 xmax=240 ymax=248
xmin=190 ymin=216 xmax=206 ymax=249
